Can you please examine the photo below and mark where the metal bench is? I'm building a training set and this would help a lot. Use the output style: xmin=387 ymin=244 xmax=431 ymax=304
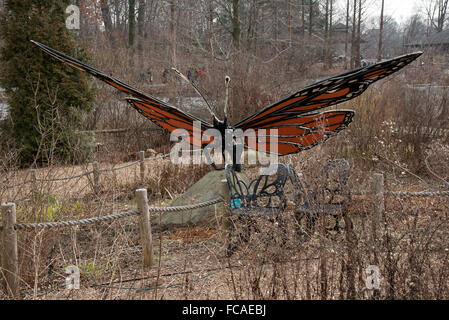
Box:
xmin=224 ymin=163 xmax=290 ymax=255
xmin=288 ymin=159 xmax=352 ymax=238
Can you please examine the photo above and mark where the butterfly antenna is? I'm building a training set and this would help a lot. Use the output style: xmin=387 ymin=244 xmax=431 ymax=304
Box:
xmin=171 ymin=67 xmax=219 ymax=121
xmin=224 ymin=76 xmax=230 ymax=120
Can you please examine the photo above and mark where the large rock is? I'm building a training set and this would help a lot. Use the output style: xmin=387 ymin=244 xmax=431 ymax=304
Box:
xmin=160 ymin=169 xmax=249 ymax=227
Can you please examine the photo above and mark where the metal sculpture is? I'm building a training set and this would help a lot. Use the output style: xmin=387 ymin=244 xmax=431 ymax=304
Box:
xmin=31 ymin=41 xmax=422 ymax=170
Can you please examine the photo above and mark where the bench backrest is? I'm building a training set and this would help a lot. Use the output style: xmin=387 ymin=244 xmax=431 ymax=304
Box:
xmin=225 ymin=163 xmax=289 ymax=214
xmin=288 ymin=159 xmax=351 ymax=208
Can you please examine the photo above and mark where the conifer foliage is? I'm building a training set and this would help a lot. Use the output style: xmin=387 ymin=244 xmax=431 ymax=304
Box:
xmin=0 ymin=0 xmax=96 ymax=165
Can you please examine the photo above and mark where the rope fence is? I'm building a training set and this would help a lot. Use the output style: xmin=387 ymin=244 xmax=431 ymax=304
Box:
xmin=13 ymin=210 xmax=140 ymax=230
xmin=1 ymin=151 xmax=171 ymax=191
xmin=388 ymin=190 xmax=449 ymax=197
xmin=352 ymin=189 xmax=449 ymax=197
xmin=1 ymin=164 xmax=448 ymax=299
xmin=0 ymin=187 xmax=225 ymax=298
xmin=3 ymin=148 xmax=448 ymax=199
xmin=2 ymin=198 xmax=223 ymax=232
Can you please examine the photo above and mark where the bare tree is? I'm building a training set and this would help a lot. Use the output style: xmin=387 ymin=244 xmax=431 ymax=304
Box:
xmin=309 ymin=0 xmax=314 ymax=37
xmin=422 ymin=0 xmax=449 ymax=33
xmin=329 ymin=0 xmax=333 ymax=68
xmin=301 ymin=0 xmax=306 ymax=37
xmin=345 ymin=0 xmax=350 ymax=69
xmin=350 ymin=0 xmax=357 ymax=68
xmin=232 ymin=0 xmax=240 ymax=50
xmin=404 ymin=14 xmax=427 ymax=45
xmin=377 ymin=0 xmax=384 ymax=61
xmin=287 ymin=0 xmax=292 ymax=46
xmin=246 ymin=0 xmax=260 ymax=52
xmin=355 ymin=0 xmax=362 ymax=67
xmin=169 ymin=0 xmax=177 ymax=66
xmin=100 ymin=0 xmax=116 ymax=46
xmin=208 ymin=0 xmax=215 ymax=55
xmin=324 ymin=0 xmax=330 ymax=69
xmin=324 ymin=0 xmax=329 ymax=60
xmin=129 ymin=0 xmax=135 ymax=47
xmin=274 ymin=3 xmax=278 ymax=45
xmin=137 ymin=0 xmax=146 ymax=70
xmin=436 ymin=0 xmax=448 ymax=32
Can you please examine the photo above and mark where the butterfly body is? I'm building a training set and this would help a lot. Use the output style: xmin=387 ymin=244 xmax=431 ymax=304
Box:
xmin=213 ymin=116 xmax=228 ymax=133
xmin=30 ymin=40 xmax=422 ymax=170
xmin=211 ymin=116 xmax=229 ymax=170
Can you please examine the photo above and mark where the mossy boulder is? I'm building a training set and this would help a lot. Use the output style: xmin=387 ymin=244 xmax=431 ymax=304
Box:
xmin=160 ymin=170 xmax=249 ymax=227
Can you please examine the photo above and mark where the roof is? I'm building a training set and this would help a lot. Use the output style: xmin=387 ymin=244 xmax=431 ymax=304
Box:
xmin=332 ymin=23 xmax=347 ymax=32
xmin=406 ymin=29 xmax=449 ymax=47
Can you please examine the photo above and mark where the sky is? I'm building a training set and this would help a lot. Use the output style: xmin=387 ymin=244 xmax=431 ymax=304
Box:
xmin=367 ymin=0 xmax=421 ymax=25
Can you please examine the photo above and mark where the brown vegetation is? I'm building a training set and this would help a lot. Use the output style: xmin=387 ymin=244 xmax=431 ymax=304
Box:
xmin=1 ymin=0 xmax=449 ymax=301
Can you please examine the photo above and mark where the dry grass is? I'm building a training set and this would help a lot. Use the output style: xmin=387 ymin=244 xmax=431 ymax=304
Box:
xmin=1 ymin=47 xmax=449 ymax=300
xmin=1 ymin=144 xmax=448 ymax=300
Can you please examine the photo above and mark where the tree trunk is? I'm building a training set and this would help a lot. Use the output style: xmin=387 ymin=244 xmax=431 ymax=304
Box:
xmin=288 ymin=0 xmax=292 ymax=46
xmin=309 ymin=0 xmax=313 ymax=38
xmin=100 ymin=0 xmax=115 ymax=46
xmin=329 ymin=0 xmax=333 ymax=68
xmin=208 ymin=0 xmax=214 ymax=55
xmin=355 ymin=0 xmax=361 ymax=68
xmin=247 ymin=0 xmax=254 ymax=49
xmin=169 ymin=0 xmax=177 ymax=66
xmin=350 ymin=0 xmax=356 ymax=68
xmin=377 ymin=0 xmax=384 ymax=62
xmin=301 ymin=0 xmax=305 ymax=37
xmin=323 ymin=0 xmax=333 ymax=68
xmin=77 ymin=0 xmax=87 ymax=39
xmin=274 ymin=5 xmax=278 ymax=46
xmin=344 ymin=0 xmax=349 ymax=69
xmin=137 ymin=0 xmax=146 ymax=38
xmin=326 ymin=0 xmax=334 ymax=69
xmin=232 ymin=0 xmax=240 ymax=50
xmin=437 ymin=0 xmax=448 ymax=32
xmin=253 ymin=0 xmax=259 ymax=54
xmin=137 ymin=0 xmax=146 ymax=70
xmin=129 ymin=0 xmax=135 ymax=47
xmin=324 ymin=0 xmax=329 ymax=69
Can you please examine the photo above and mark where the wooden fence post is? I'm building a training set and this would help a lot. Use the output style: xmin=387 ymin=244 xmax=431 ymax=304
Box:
xmin=220 ymin=179 xmax=231 ymax=242
xmin=136 ymin=189 xmax=153 ymax=267
xmin=92 ymin=162 xmax=100 ymax=194
xmin=1 ymin=203 xmax=19 ymax=299
xmin=370 ymin=173 xmax=384 ymax=299
xmin=139 ymin=151 xmax=145 ymax=185
xmin=30 ymin=169 xmax=37 ymax=199
xmin=371 ymin=173 xmax=384 ymax=244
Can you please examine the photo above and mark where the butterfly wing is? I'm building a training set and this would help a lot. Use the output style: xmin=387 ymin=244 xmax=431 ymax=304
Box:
xmin=241 ymin=110 xmax=354 ymax=155
xmin=235 ymin=52 xmax=422 ymax=130
xmin=31 ymin=40 xmax=216 ymax=149
xmin=31 ymin=40 xmax=213 ymax=128
xmin=126 ymin=98 xmax=214 ymax=147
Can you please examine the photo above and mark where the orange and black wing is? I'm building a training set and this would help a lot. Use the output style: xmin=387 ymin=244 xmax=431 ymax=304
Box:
xmin=235 ymin=52 xmax=422 ymax=131
xmin=241 ymin=110 xmax=354 ymax=155
xmin=31 ymin=40 xmax=159 ymax=103
xmin=126 ymin=98 xmax=214 ymax=147
xmin=31 ymin=40 xmax=213 ymax=124
xmin=31 ymin=40 xmax=214 ymax=147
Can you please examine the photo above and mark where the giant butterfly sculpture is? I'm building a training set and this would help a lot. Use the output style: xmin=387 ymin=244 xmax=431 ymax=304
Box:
xmin=31 ymin=41 xmax=422 ymax=170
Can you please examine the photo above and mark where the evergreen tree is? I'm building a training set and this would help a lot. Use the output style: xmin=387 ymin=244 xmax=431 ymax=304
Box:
xmin=0 ymin=0 xmax=96 ymax=165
